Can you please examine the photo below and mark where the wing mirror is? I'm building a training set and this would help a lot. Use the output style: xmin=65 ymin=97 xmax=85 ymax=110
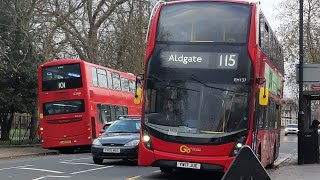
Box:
xmin=259 ymin=87 xmax=269 ymax=106
xmin=134 ymin=74 xmax=144 ymax=105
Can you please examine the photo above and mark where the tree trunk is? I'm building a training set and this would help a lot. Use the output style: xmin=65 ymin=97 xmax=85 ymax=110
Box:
xmin=87 ymin=26 xmax=98 ymax=64
xmin=0 ymin=113 xmax=10 ymax=141
xmin=29 ymin=108 xmax=39 ymax=140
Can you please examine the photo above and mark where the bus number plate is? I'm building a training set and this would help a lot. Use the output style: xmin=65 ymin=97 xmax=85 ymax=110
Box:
xmin=59 ymin=140 xmax=71 ymax=144
xmin=177 ymin=162 xmax=201 ymax=169
xmin=103 ymin=148 xmax=120 ymax=153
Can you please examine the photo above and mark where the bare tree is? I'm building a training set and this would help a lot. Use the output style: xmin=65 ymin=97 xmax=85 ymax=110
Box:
xmin=33 ymin=0 xmax=153 ymax=74
xmin=276 ymin=0 xmax=320 ymax=98
xmin=36 ymin=0 xmax=130 ymax=64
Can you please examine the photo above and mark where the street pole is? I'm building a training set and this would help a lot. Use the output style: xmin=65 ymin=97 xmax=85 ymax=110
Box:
xmin=298 ymin=0 xmax=304 ymax=165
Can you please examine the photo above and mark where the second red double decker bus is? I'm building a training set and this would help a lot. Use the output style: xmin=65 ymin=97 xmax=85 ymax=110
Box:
xmin=38 ymin=59 xmax=140 ymax=153
xmin=136 ymin=0 xmax=284 ymax=173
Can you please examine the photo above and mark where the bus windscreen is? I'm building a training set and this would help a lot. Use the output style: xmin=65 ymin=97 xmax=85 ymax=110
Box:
xmin=42 ymin=63 xmax=82 ymax=91
xmin=43 ymin=99 xmax=85 ymax=116
xmin=156 ymin=2 xmax=251 ymax=43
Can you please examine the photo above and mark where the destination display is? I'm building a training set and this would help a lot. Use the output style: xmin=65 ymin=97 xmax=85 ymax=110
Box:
xmin=160 ymin=51 xmax=239 ymax=69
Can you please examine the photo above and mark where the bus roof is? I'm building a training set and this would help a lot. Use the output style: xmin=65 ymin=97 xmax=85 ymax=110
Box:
xmin=40 ymin=59 xmax=136 ymax=78
xmin=163 ymin=0 xmax=255 ymax=5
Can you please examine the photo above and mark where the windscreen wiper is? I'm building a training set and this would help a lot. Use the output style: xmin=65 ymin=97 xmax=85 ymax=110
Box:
xmin=191 ymin=74 xmax=235 ymax=93
xmin=108 ymin=131 xmax=128 ymax=133
xmin=191 ymin=74 xmax=248 ymax=98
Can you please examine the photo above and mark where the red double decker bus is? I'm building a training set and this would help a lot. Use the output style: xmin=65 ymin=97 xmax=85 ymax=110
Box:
xmin=136 ymin=0 xmax=284 ymax=173
xmin=38 ymin=59 xmax=140 ymax=153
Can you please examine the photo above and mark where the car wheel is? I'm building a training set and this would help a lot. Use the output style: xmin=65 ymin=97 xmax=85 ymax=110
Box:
xmin=160 ymin=167 xmax=174 ymax=174
xmin=285 ymin=133 xmax=287 ymax=136
xmin=93 ymin=157 xmax=103 ymax=164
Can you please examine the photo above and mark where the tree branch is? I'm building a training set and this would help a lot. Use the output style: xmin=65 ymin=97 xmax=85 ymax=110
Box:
xmin=92 ymin=0 xmax=107 ymax=23
xmin=95 ymin=0 xmax=128 ymax=28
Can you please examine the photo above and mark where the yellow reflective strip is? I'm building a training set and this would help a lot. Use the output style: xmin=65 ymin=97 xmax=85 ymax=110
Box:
xmin=200 ymin=131 xmax=225 ymax=134
xmin=189 ymin=40 xmax=214 ymax=43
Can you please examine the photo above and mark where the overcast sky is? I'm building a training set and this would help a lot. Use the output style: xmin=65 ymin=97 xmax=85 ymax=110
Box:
xmin=259 ymin=0 xmax=278 ymax=29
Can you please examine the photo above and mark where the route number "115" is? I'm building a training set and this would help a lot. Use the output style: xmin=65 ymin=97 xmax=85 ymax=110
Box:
xmin=219 ymin=54 xmax=238 ymax=69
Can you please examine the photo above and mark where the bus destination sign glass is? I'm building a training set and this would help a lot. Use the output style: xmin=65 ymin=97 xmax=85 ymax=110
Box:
xmin=160 ymin=51 xmax=239 ymax=69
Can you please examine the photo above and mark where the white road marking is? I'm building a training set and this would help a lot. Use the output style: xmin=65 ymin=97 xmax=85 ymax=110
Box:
xmin=63 ymin=157 xmax=92 ymax=162
xmin=153 ymin=170 xmax=161 ymax=173
xmin=0 ymin=165 xmax=33 ymax=171
xmin=18 ymin=167 xmax=64 ymax=174
xmin=33 ymin=175 xmax=71 ymax=180
xmin=60 ymin=161 xmax=104 ymax=167
xmin=126 ymin=175 xmax=141 ymax=180
xmin=70 ymin=165 xmax=114 ymax=175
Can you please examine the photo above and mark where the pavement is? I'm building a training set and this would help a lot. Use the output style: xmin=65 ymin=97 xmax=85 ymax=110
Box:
xmin=0 ymin=145 xmax=58 ymax=159
xmin=270 ymin=153 xmax=320 ymax=180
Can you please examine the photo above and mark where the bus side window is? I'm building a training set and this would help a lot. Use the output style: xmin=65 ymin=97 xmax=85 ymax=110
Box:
xmin=102 ymin=105 xmax=111 ymax=123
xmin=97 ymin=104 xmax=111 ymax=124
xmin=92 ymin=67 xmax=98 ymax=86
xmin=107 ymin=71 xmax=113 ymax=89
xmin=112 ymin=72 xmax=121 ymax=90
xmin=97 ymin=104 xmax=102 ymax=124
xmin=124 ymin=107 xmax=128 ymax=115
xmin=115 ymin=106 xmax=124 ymax=119
xmin=97 ymin=69 xmax=108 ymax=88
xmin=121 ymin=78 xmax=129 ymax=92
xmin=129 ymin=80 xmax=135 ymax=93
xmin=258 ymin=106 xmax=266 ymax=129
xmin=110 ymin=106 xmax=116 ymax=121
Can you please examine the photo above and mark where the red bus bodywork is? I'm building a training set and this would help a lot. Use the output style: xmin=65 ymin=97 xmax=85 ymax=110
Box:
xmin=38 ymin=59 xmax=140 ymax=150
xmin=139 ymin=0 xmax=283 ymax=173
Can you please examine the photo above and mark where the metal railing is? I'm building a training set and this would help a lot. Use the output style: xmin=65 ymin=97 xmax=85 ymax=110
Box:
xmin=0 ymin=113 xmax=40 ymax=145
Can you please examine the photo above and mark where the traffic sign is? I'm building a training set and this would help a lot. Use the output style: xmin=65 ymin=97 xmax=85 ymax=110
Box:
xmin=222 ymin=145 xmax=271 ymax=180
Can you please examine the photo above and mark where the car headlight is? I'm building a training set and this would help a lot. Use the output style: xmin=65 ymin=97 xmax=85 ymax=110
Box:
xmin=284 ymin=128 xmax=288 ymax=132
xmin=124 ymin=140 xmax=140 ymax=147
xmin=92 ymin=139 xmax=102 ymax=146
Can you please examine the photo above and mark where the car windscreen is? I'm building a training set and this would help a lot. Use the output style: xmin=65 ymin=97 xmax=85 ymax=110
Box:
xmin=287 ymin=125 xmax=298 ymax=128
xmin=106 ymin=120 xmax=140 ymax=133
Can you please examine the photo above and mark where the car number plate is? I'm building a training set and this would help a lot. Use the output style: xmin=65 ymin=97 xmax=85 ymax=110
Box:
xmin=59 ymin=140 xmax=71 ymax=144
xmin=177 ymin=162 xmax=201 ymax=169
xmin=103 ymin=148 xmax=120 ymax=153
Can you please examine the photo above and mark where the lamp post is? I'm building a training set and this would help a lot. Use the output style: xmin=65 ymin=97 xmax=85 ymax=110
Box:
xmin=298 ymin=0 xmax=304 ymax=165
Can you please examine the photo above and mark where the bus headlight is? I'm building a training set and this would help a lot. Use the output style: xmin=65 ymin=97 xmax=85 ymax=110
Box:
xmin=124 ymin=140 xmax=140 ymax=147
xmin=92 ymin=139 xmax=102 ymax=146
xmin=230 ymin=136 xmax=247 ymax=157
xmin=236 ymin=143 xmax=243 ymax=149
xmin=142 ymin=130 xmax=153 ymax=150
xmin=143 ymin=135 xmax=150 ymax=142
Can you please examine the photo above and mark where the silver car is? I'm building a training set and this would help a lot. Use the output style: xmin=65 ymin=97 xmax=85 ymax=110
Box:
xmin=284 ymin=124 xmax=298 ymax=136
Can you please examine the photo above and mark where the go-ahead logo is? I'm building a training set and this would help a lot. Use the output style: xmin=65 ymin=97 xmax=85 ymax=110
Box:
xmin=180 ymin=145 xmax=201 ymax=153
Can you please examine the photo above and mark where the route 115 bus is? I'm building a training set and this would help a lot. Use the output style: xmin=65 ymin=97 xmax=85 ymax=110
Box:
xmin=38 ymin=59 xmax=140 ymax=153
xmin=135 ymin=0 xmax=284 ymax=173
